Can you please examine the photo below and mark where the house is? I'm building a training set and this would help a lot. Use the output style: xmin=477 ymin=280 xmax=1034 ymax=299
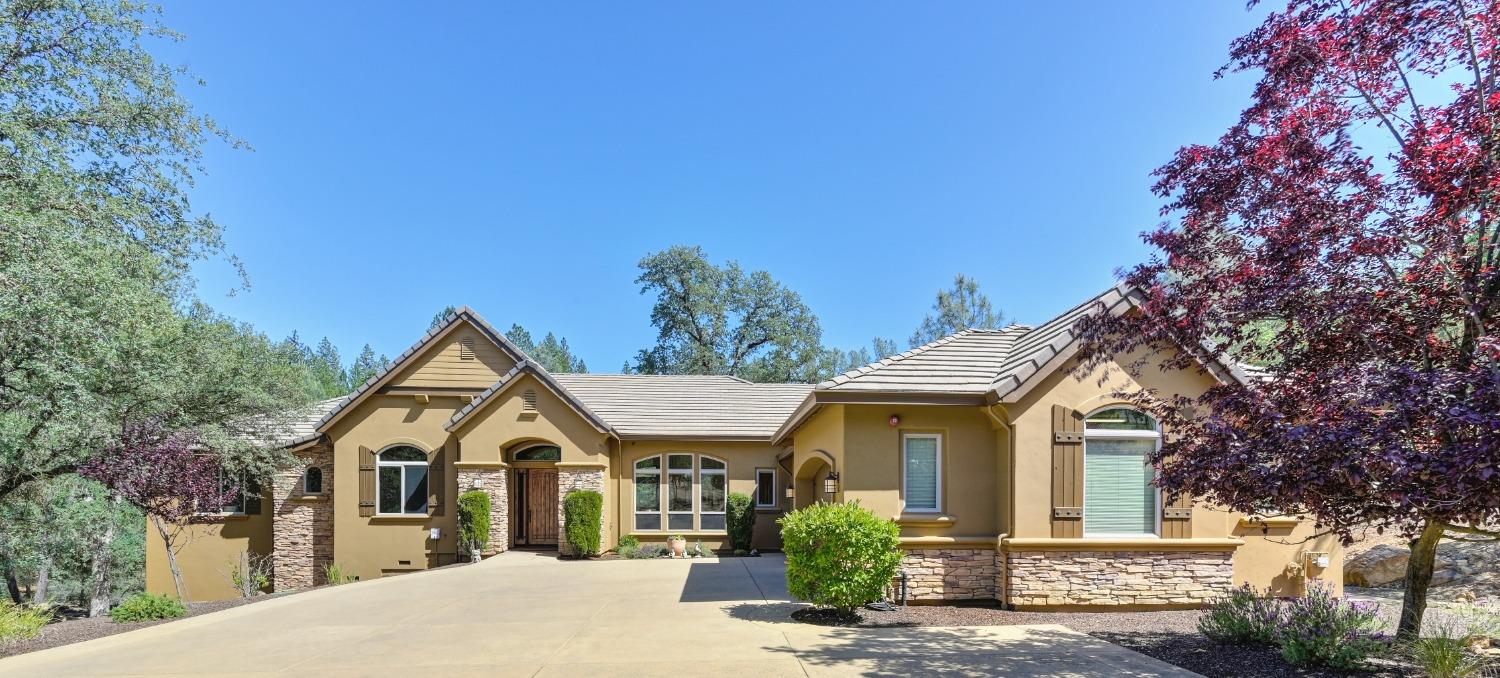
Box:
xmin=146 ymin=285 xmax=1342 ymax=607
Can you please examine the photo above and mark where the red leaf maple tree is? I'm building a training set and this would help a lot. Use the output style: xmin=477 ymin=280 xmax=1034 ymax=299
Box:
xmin=1076 ymin=0 xmax=1500 ymax=639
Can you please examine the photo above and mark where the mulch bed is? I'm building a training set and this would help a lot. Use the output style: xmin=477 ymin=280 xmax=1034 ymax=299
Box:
xmin=788 ymin=604 xmax=1424 ymax=677
xmin=1 ymin=594 xmax=284 ymax=658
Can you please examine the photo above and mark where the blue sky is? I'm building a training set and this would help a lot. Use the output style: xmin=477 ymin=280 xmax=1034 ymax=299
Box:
xmin=165 ymin=2 xmax=1269 ymax=371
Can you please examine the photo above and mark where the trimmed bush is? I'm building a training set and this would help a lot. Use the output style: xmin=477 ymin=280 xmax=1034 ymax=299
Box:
xmin=1198 ymin=585 xmax=1279 ymax=644
xmin=111 ymin=592 xmax=187 ymax=623
xmin=0 ymin=601 xmax=51 ymax=644
xmin=563 ymin=489 xmax=603 ymax=557
xmin=1276 ymin=583 xmax=1389 ymax=670
xmin=457 ymin=490 xmax=493 ymax=555
xmin=779 ymin=501 xmax=902 ymax=613
xmin=616 ymin=534 xmax=640 ymax=553
xmin=726 ymin=492 xmax=755 ymax=552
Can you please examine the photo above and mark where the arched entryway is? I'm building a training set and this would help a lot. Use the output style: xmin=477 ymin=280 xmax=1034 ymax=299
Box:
xmin=793 ymin=451 xmax=835 ymax=510
xmin=509 ymin=442 xmax=561 ymax=548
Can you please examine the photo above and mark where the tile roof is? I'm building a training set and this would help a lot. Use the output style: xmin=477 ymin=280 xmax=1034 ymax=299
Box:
xmin=446 ymin=360 xmax=614 ymax=434
xmin=246 ymin=396 xmax=347 ymax=449
xmin=549 ymin=374 xmax=814 ymax=440
xmin=818 ymin=327 xmax=1032 ymax=394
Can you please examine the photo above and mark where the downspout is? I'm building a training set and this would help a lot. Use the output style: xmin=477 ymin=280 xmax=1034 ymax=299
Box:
xmin=984 ymin=404 xmax=1015 ymax=609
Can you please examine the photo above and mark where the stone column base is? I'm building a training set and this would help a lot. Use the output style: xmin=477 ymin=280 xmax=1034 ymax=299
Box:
xmin=456 ymin=468 xmax=509 ymax=554
xmin=557 ymin=467 xmax=606 ymax=556
xmin=1006 ymin=550 xmax=1234 ymax=607
xmin=901 ymin=548 xmax=999 ymax=601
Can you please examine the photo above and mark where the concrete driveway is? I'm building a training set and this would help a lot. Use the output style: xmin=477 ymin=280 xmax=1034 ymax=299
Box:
xmin=0 ymin=551 xmax=1196 ymax=677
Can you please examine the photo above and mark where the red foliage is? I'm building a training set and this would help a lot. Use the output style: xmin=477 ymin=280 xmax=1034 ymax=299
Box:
xmin=1076 ymin=0 xmax=1500 ymax=541
xmin=80 ymin=418 xmax=239 ymax=524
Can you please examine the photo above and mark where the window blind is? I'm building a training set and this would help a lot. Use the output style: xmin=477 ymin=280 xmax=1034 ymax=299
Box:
xmin=904 ymin=436 xmax=939 ymax=510
xmin=1084 ymin=438 xmax=1156 ymax=535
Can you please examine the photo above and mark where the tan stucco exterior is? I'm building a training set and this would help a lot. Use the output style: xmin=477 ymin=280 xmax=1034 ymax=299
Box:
xmin=144 ymin=509 xmax=272 ymax=602
xmin=146 ymin=308 xmax=1341 ymax=607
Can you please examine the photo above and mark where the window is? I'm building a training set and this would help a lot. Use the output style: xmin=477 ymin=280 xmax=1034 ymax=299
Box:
xmin=902 ymin=433 xmax=941 ymax=513
xmin=667 ymin=454 xmax=694 ymax=531
xmin=632 ymin=453 xmax=730 ymax=533
xmin=303 ymin=466 xmax=323 ymax=495
xmin=377 ymin=445 xmax=429 ymax=515
xmin=513 ymin=444 xmax=560 ymax=461
xmin=755 ymin=468 xmax=778 ymax=508
xmin=217 ymin=471 xmax=248 ymax=514
xmin=1083 ymin=407 xmax=1160 ymax=537
xmin=699 ymin=457 xmax=727 ymax=531
xmin=634 ymin=456 xmax=661 ymax=530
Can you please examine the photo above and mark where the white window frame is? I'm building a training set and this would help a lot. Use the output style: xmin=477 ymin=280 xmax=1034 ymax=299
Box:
xmin=901 ymin=432 xmax=943 ymax=514
xmin=1082 ymin=407 xmax=1162 ymax=539
xmin=698 ymin=456 xmax=727 ymax=532
xmin=376 ymin=445 xmax=429 ymax=516
xmin=666 ymin=453 xmax=695 ymax=532
xmin=633 ymin=455 xmax=662 ymax=530
xmin=302 ymin=466 xmax=323 ymax=495
xmin=754 ymin=468 xmax=778 ymax=509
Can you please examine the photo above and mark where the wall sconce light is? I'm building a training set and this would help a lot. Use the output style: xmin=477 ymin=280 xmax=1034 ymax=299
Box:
xmin=785 ymin=486 xmax=795 ymax=499
xmin=823 ymin=472 xmax=840 ymax=496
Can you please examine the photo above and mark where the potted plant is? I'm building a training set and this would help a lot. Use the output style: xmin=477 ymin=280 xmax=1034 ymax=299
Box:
xmin=667 ymin=535 xmax=687 ymax=557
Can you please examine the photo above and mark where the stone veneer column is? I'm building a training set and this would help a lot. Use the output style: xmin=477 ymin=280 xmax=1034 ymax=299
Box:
xmin=1006 ymin=550 xmax=1235 ymax=607
xmin=271 ymin=442 xmax=334 ymax=591
xmin=556 ymin=465 xmax=606 ymax=556
xmin=901 ymin=548 xmax=1000 ymax=601
xmin=454 ymin=466 xmax=508 ymax=555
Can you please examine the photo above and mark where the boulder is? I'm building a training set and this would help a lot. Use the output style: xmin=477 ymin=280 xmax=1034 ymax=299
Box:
xmin=1344 ymin=543 xmax=1410 ymax=587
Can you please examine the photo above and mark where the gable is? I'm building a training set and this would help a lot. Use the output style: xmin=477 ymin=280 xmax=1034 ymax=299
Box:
xmin=388 ymin=324 xmax=517 ymax=389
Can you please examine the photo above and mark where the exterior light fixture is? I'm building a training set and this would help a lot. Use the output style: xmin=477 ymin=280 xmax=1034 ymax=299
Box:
xmin=823 ymin=472 xmax=840 ymax=496
xmin=888 ymin=415 xmax=901 ymax=427
xmin=785 ymin=486 xmax=795 ymax=499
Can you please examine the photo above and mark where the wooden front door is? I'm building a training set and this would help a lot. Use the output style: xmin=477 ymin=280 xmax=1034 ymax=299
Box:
xmin=513 ymin=468 xmax=558 ymax=547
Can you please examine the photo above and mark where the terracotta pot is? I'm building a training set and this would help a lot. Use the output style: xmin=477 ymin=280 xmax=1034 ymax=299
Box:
xmin=668 ymin=538 xmax=687 ymax=557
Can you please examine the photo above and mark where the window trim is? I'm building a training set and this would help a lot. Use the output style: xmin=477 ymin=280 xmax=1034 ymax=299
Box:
xmin=698 ymin=455 xmax=727 ymax=530
xmin=666 ymin=453 xmax=695 ymax=532
xmin=901 ymin=432 xmax=943 ymax=514
xmin=754 ymin=467 xmax=778 ymax=509
xmin=633 ymin=455 xmax=662 ymax=530
xmin=302 ymin=466 xmax=324 ymax=495
xmin=1082 ymin=406 xmax=1163 ymax=539
xmin=375 ymin=444 xmax=430 ymax=516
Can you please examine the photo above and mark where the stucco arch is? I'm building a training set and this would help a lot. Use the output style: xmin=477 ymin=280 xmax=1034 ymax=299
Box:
xmin=793 ymin=451 xmax=834 ymax=510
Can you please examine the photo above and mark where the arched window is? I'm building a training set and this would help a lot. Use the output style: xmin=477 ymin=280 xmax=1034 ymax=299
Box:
xmin=513 ymin=444 xmax=561 ymax=462
xmin=699 ymin=456 xmax=727 ymax=531
xmin=1083 ymin=407 xmax=1160 ymax=537
xmin=303 ymin=466 xmax=323 ymax=495
xmin=634 ymin=456 xmax=661 ymax=530
xmin=377 ymin=445 xmax=429 ymax=515
xmin=631 ymin=454 xmax=730 ymax=534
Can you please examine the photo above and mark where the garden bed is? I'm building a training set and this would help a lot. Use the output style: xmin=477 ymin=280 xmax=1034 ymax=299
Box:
xmin=787 ymin=604 xmax=1433 ymax=677
xmin=0 ymin=596 xmax=276 ymax=658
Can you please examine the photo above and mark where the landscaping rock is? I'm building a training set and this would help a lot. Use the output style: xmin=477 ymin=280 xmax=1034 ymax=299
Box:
xmin=1344 ymin=544 xmax=1410 ymax=587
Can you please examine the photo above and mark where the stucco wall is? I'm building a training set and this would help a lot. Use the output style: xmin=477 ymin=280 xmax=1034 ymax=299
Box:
xmin=614 ymin=439 xmax=787 ymax=551
xmin=145 ymin=508 xmax=272 ymax=602
xmin=1231 ymin=516 xmax=1344 ymax=597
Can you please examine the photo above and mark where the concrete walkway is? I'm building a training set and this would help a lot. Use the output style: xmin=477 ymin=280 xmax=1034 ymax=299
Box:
xmin=0 ymin=551 xmax=1197 ymax=677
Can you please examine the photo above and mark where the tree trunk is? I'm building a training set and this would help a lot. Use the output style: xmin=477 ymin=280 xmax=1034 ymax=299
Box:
xmin=87 ymin=497 xmax=121 ymax=617
xmin=1397 ymin=519 xmax=1444 ymax=641
xmin=1 ymin=559 xmax=21 ymax=604
xmin=152 ymin=515 xmax=190 ymax=602
xmin=31 ymin=556 xmax=50 ymax=605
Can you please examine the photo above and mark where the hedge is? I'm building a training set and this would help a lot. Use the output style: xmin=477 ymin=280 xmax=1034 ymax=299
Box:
xmin=563 ymin=489 xmax=603 ymax=557
xmin=726 ymin=492 xmax=755 ymax=552
xmin=457 ymin=490 xmax=492 ymax=554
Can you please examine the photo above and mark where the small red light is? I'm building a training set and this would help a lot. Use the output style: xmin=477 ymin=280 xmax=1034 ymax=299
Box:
xmin=888 ymin=415 xmax=900 ymax=427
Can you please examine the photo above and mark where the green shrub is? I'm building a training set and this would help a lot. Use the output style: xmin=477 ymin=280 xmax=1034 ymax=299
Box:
xmin=324 ymin=562 xmax=355 ymax=586
xmin=110 ymin=592 xmax=187 ymax=623
xmin=621 ymin=543 xmax=666 ymax=559
xmin=616 ymin=534 xmax=640 ymax=552
xmin=457 ymin=490 xmax=493 ymax=554
xmin=0 ymin=601 xmax=51 ymax=644
xmin=779 ymin=501 xmax=902 ymax=613
xmin=563 ymin=489 xmax=603 ymax=557
xmin=726 ymin=492 xmax=755 ymax=552
xmin=1407 ymin=625 xmax=1486 ymax=678
xmin=1198 ymin=585 xmax=1279 ymax=644
xmin=1276 ymin=583 xmax=1389 ymax=670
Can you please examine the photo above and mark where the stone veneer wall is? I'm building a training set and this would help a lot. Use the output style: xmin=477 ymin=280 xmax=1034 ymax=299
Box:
xmin=1006 ymin=550 xmax=1235 ymax=607
xmin=901 ymin=548 xmax=999 ymax=601
xmin=271 ymin=442 xmax=334 ymax=591
xmin=557 ymin=466 xmax=606 ymax=556
xmin=455 ymin=467 xmax=509 ymax=555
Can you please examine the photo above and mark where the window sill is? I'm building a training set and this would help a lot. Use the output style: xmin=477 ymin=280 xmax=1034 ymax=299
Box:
xmin=897 ymin=514 xmax=957 ymax=528
xmin=1003 ymin=537 xmax=1244 ymax=552
xmin=196 ymin=512 xmax=249 ymax=521
xmin=1237 ymin=516 xmax=1301 ymax=528
xmin=629 ymin=531 xmax=728 ymax=536
xmin=370 ymin=514 xmax=431 ymax=523
xmin=754 ymin=507 xmax=782 ymax=513
xmin=291 ymin=494 xmax=326 ymax=503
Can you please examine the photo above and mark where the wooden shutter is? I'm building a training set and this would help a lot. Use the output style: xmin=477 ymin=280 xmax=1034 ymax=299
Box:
xmin=358 ymin=446 xmax=375 ymax=517
xmin=428 ymin=445 xmax=446 ymax=516
xmin=1051 ymin=404 xmax=1084 ymax=537
xmin=1158 ymin=422 xmax=1192 ymax=537
xmin=243 ymin=477 xmax=262 ymax=515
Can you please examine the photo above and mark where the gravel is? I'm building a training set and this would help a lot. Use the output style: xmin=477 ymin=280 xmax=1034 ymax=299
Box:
xmin=786 ymin=603 xmax=1425 ymax=677
xmin=0 ymin=595 xmax=278 ymax=659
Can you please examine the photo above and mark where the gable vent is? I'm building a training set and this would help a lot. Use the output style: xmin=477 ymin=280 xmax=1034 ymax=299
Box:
xmin=458 ymin=337 xmax=476 ymax=360
xmin=522 ymin=389 xmax=538 ymax=413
